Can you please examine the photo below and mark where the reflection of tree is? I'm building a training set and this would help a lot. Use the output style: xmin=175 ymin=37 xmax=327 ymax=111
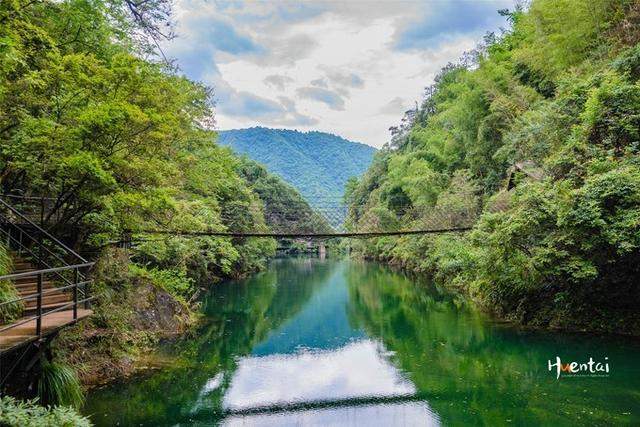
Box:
xmin=345 ymin=264 xmax=640 ymax=426
xmin=84 ymin=258 xmax=335 ymax=426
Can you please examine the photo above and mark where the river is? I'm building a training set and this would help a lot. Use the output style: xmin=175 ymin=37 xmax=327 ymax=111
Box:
xmin=82 ymin=257 xmax=640 ymax=426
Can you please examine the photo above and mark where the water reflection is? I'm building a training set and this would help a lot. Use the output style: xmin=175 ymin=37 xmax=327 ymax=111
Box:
xmin=224 ymin=341 xmax=415 ymax=411
xmin=83 ymin=258 xmax=640 ymax=426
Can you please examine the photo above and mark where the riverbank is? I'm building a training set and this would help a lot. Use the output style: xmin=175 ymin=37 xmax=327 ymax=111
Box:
xmin=344 ymin=0 xmax=640 ymax=336
xmin=350 ymin=234 xmax=640 ymax=336
xmin=51 ymin=246 xmax=274 ymax=388
xmin=50 ymin=250 xmax=196 ymax=387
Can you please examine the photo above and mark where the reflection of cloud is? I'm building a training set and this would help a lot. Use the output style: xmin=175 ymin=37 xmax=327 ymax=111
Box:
xmin=191 ymin=372 xmax=224 ymax=414
xmin=296 ymin=87 xmax=345 ymax=111
xmin=223 ymin=340 xmax=416 ymax=410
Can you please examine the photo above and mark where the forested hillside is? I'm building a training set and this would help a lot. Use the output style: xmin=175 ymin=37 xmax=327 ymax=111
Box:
xmin=347 ymin=0 xmax=640 ymax=334
xmin=218 ymin=127 xmax=376 ymax=207
xmin=237 ymin=159 xmax=332 ymax=234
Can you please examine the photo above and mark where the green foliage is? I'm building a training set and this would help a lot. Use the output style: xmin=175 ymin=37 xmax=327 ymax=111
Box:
xmin=0 ymin=0 xmax=275 ymax=280
xmin=0 ymin=242 xmax=22 ymax=323
xmin=37 ymin=359 xmax=84 ymax=409
xmin=347 ymin=0 xmax=640 ymax=333
xmin=0 ymin=0 xmax=282 ymax=412
xmin=129 ymin=265 xmax=194 ymax=302
xmin=238 ymin=159 xmax=333 ymax=233
xmin=0 ymin=396 xmax=91 ymax=427
xmin=53 ymin=247 xmax=198 ymax=390
xmin=514 ymin=0 xmax=627 ymax=76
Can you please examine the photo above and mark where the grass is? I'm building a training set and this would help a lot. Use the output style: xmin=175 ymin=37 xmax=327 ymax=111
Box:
xmin=38 ymin=358 xmax=85 ymax=409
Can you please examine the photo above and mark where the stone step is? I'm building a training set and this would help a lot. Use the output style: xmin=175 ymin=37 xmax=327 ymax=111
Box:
xmin=13 ymin=261 xmax=35 ymax=270
xmin=12 ymin=274 xmax=57 ymax=284
xmin=23 ymin=300 xmax=74 ymax=314
xmin=17 ymin=289 xmax=66 ymax=301
xmin=24 ymin=293 xmax=72 ymax=309
xmin=14 ymin=281 xmax=55 ymax=291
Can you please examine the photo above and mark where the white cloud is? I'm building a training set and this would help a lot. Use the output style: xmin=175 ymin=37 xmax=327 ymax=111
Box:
xmin=166 ymin=0 xmax=514 ymax=147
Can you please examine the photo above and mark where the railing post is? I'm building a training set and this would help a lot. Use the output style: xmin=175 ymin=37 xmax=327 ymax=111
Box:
xmin=37 ymin=233 xmax=43 ymax=269
xmin=73 ymin=267 xmax=78 ymax=320
xmin=36 ymin=272 xmax=43 ymax=338
xmin=40 ymin=196 xmax=44 ymax=227
xmin=84 ymin=266 xmax=90 ymax=310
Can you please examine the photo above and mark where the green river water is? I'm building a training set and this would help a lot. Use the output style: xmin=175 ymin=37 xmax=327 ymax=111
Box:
xmin=82 ymin=257 xmax=640 ymax=426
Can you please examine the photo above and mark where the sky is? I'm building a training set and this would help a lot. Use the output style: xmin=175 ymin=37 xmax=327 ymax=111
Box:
xmin=165 ymin=0 xmax=515 ymax=148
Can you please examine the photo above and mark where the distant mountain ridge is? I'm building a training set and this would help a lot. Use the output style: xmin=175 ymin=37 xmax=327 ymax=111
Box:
xmin=217 ymin=127 xmax=376 ymax=208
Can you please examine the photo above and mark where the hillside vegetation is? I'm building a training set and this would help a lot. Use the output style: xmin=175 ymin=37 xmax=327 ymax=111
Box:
xmin=218 ymin=127 xmax=376 ymax=208
xmin=347 ymin=0 xmax=640 ymax=334
xmin=238 ymin=159 xmax=332 ymax=234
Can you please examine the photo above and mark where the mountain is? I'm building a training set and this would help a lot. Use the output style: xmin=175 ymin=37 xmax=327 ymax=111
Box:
xmin=217 ymin=128 xmax=376 ymax=210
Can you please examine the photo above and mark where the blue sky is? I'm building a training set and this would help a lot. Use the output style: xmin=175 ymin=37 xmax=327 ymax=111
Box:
xmin=166 ymin=0 xmax=515 ymax=147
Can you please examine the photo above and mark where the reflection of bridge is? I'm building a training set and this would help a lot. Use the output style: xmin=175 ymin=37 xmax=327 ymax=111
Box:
xmin=188 ymin=393 xmax=439 ymax=423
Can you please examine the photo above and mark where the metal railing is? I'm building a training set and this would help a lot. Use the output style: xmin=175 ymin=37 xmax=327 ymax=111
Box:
xmin=0 ymin=194 xmax=62 ymax=227
xmin=0 ymin=197 xmax=86 ymax=264
xmin=0 ymin=263 xmax=94 ymax=337
xmin=0 ymin=197 xmax=94 ymax=344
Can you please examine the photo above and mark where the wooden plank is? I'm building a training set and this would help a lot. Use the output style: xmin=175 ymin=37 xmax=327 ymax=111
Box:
xmin=0 ymin=309 xmax=92 ymax=353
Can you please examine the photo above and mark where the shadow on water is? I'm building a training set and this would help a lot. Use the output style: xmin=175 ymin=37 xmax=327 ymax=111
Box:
xmin=83 ymin=258 xmax=640 ymax=426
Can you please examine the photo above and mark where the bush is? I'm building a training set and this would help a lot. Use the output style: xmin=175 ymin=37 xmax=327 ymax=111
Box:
xmin=0 ymin=396 xmax=91 ymax=427
xmin=129 ymin=265 xmax=194 ymax=302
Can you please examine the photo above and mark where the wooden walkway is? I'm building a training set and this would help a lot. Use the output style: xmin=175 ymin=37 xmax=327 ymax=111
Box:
xmin=0 ymin=256 xmax=94 ymax=355
xmin=0 ymin=309 xmax=92 ymax=353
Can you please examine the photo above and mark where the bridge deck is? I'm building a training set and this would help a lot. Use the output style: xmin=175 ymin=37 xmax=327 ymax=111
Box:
xmin=0 ymin=309 xmax=92 ymax=354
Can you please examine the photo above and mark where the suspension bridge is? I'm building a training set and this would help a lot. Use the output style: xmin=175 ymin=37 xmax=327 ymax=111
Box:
xmin=117 ymin=200 xmax=482 ymax=243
